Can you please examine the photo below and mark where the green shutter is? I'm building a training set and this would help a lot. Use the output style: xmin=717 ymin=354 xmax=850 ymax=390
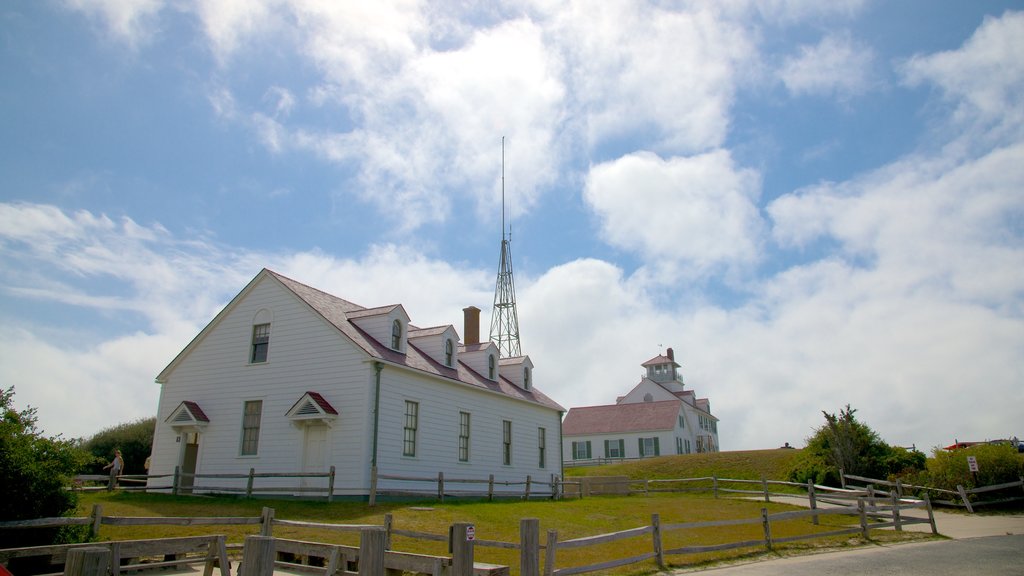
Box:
xmin=654 ymin=437 xmax=660 ymax=456
xmin=638 ymin=437 xmax=644 ymax=456
xmin=604 ymin=439 xmax=610 ymax=458
xmin=585 ymin=441 xmax=592 ymax=459
xmin=618 ymin=439 xmax=625 ymax=457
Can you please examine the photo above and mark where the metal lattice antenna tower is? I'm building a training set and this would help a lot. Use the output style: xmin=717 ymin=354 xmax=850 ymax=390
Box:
xmin=489 ymin=137 xmax=522 ymax=358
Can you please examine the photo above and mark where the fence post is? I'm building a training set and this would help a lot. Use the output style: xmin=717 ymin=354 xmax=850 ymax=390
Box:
xmin=644 ymin=478 xmax=649 ymax=496
xmin=866 ymin=483 xmax=875 ymax=507
xmin=173 ymin=466 xmax=180 ymax=496
xmin=63 ymin=547 xmax=109 ymax=576
xmin=246 ymin=468 xmax=255 ymax=499
xmin=839 ymin=468 xmax=846 ymax=489
xmin=957 ymin=484 xmax=974 ymax=513
xmin=488 ymin=474 xmax=495 ymax=502
xmin=806 ymin=480 xmax=819 ymax=526
xmin=240 ymin=535 xmax=275 ymax=576
xmin=651 ymin=513 xmax=665 ymax=569
xmin=520 ymin=518 xmax=540 ymax=576
xmin=760 ymin=508 xmax=772 ymax=551
xmin=383 ymin=513 xmax=393 ymax=550
xmin=369 ymin=466 xmax=378 ymax=507
xmin=712 ymin=475 xmax=719 ymax=498
xmin=923 ymin=492 xmax=938 ymax=535
xmin=543 ymin=529 xmax=558 ymax=576
xmin=438 ymin=472 xmax=445 ymax=503
xmin=89 ymin=504 xmax=103 ymax=540
xmin=260 ymin=507 xmax=274 ymax=537
xmin=761 ymin=474 xmax=770 ymax=502
xmin=327 ymin=466 xmax=336 ymax=503
xmin=890 ymin=490 xmax=902 ymax=531
xmin=450 ymin=523 xmax=475 ymax=576
xmin=524 ymin=475 xmax=532 ymax=500
xmin=857 ymin=499 xmax=869 ymax=540
xmin=895 ymin=478 xmax=904 ymax=499
xmin=358 ymin=528 xmax=386 ymax=576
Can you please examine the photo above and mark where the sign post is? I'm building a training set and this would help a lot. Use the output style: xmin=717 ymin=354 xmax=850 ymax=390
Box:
xmin=967 ymin=456 xmax=979 ymax=486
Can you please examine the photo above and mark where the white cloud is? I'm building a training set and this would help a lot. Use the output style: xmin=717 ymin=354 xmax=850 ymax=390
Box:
xmin=62 ymin=0 xmax=165 ymax=48
xmin=780 ymin=32 xmax=875 ymax=98
xmin=583 ymin=150 xmax=764 ymax=281
xmin=902 ymin=10 xmax=1024 ymax=143
xmin=542 ymin=1 xmax=754 ymax=153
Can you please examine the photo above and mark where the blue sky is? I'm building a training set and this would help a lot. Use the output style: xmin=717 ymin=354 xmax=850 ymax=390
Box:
xmin=2 ymin=0 xmax=1022 ymax=452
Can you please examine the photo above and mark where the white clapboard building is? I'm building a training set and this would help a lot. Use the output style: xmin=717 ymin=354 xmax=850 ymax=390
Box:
xmin=148 ymin=268 xmax=564 ymax=497
xmin=562 ymin=348 xmax=719 ymax=464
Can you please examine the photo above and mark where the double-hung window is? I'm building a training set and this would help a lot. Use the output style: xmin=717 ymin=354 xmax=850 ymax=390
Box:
xmin=538 ymin=427 xmax=546 ymax=468
xmin=502 ymin=420 xmax=512 ymax=465
xmin=572 ymin=440 xmax=591 ymax=460
xmin=458 ymin=411 xmax=470 ymax=462
xmin=639 ymin=436 xmax=660 ymax=457
xmin=240 ymin=400 xmax=263 ymax=456
xmin=250 ymin=324 xmax=270 ymax=363
xmin=403 ymin=401 xmax=418 ymax=457
xmin=604 ymin=439 xmax=625 ymax=459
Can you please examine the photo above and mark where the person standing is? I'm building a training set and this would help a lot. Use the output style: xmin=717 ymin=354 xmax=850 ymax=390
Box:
xmin=103 ymin=449 xmax=124 ymax=490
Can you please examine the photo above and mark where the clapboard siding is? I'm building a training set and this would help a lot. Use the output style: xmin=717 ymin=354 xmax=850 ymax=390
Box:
xmin=150 ymin=269 xmax=562 ymax=498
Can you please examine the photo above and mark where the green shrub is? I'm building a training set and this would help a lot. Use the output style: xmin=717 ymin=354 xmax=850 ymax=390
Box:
xmin=927 ymin=443 xmax=1024 ymax=492
xmin=0 ymin=387 xmax=91 ymax=547
xmin=787 ymin=405 xmax=927 ymax=486
xmin=81 ymin=417 xmax=156 ymax=475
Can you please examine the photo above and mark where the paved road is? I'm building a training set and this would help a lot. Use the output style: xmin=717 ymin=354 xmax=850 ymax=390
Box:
xmin=676 ymin=534 xmax=1024 ymax=575
xmin=666 ymin=499 xmax=1024 ymax=575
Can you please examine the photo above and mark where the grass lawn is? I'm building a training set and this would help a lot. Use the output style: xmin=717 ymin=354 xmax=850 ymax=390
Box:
xmin=565 ymin=449 xmax=802 ymax=483
xmin=78 ymin=488 xmax=935 ymax=576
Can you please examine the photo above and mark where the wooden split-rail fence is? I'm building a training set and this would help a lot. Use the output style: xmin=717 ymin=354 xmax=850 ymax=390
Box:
xmin=3 ymin=486 xmax=937 ymax=576
xmin=839 ymin=470 xmax=1024 ymax=514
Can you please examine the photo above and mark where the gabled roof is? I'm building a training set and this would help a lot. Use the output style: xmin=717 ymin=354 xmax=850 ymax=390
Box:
xmin=166 ymin=401 xmax=210 ymax=426
xmin=156 ymin=268 xmax=563 ymax=413
xmin=408 ymin=325 xmax=453 ymax=338
xmin=287 ymin=391 xmax=339 ymax=417
xmin=563 ymin=400 xmax=682 ymax=435
xmin=642 ymin=354 xmax=679 ymax=367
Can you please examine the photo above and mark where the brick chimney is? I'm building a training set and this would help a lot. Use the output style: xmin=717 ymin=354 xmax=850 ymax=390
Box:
xmin=667 ymin=347 xmax=674 ymax=361
xmin=463 ymin=306 xmax=480 ymax=345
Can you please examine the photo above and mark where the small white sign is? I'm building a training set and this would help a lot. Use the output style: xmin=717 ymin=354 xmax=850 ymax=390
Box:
xmin=466 ymin=526 xmax=475 ymax=541
xmin=967 ymin=456 xmax=979 ymax=472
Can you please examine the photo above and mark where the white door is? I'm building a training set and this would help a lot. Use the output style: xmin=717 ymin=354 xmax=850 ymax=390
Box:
xmin=301 ymin=424 xmax=330 ymax=493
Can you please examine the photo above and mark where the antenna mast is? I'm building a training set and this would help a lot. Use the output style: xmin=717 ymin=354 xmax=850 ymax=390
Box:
xmin=489 ymin=137 xmax=522 ymax=358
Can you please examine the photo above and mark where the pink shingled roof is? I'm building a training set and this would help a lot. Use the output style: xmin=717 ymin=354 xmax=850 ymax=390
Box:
xmin=562 ymin=400 xmax=681 ymax=435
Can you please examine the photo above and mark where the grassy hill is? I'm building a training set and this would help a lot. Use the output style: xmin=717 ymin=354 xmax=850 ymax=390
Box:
xmin=565 ymin=449 xmax=803 ymax=482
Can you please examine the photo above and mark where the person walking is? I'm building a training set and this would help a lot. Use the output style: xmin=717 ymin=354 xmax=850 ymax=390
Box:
xmin=103 ymin=449 xmax=124 ymax=490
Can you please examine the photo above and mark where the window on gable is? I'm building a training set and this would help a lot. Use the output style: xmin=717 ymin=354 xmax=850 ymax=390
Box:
xmin=523 ymin=367 xmax=531 ymax=390
xmin=502 ymin=420 xmax=512 ymax=465
xmin=678 ymin=415 xmax=685 ymax=428
xmin=240 ymin=400 xmax=263 ymax=456
xmin=643 ymin=393 xmax=653 ymax=402
xmin=458 ymin=411 xmax=470 ymax=462
xmin=391 ymin=320 xmax=402 ymax=350
xmin=250 ymin=324 xmax=270 ymax=363
xmin=403 ymin=401 xmax=418 ymax=457
xmin=445 ymin=339 xmax=454 ymax=367
xmin=488 ymin=355 xmax=496 ymax=379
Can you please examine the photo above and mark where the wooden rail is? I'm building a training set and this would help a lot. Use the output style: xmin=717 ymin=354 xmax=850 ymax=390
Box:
xmin=841 ymin=471 xmax=1024 ymax=513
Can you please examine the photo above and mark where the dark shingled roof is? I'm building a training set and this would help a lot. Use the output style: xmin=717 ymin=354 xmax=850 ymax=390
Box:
xmin=267 ymin=269 xmax=563 ymax=412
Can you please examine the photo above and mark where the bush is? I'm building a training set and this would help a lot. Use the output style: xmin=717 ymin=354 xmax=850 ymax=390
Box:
xmin=787 ymin=405 xmax=926 ymax=486
xmin=81 ymin=417 xmax=156 ymax=475
xmin=927 ymin=443 xmax=1024 ymax=492
xmin=0 ymin=386 xmax=91 ymax=547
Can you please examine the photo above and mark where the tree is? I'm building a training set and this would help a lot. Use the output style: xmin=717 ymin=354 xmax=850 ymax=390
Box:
xmin=81 ymin=417 xmax=156 ymax=475
xmin=0 ymin=386 xmax=90 ymax=547
xmin=788 ymin=405 xmax=925 ymax=486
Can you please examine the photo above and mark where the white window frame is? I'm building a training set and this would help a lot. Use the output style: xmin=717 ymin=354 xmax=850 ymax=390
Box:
xmin=239 ymin=400 xmax=263 ymax=456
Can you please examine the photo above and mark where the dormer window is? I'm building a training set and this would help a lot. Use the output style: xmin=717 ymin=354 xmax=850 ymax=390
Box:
xmin=444 ymin=339 xmax=454 ymax=367
xmin=488 ymin=355 xmax=496 ymax=380
xmin=391 ymin=319 xmax=402 ymax=350
xmin=523 ymin=367 xmax=531 ymax=390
